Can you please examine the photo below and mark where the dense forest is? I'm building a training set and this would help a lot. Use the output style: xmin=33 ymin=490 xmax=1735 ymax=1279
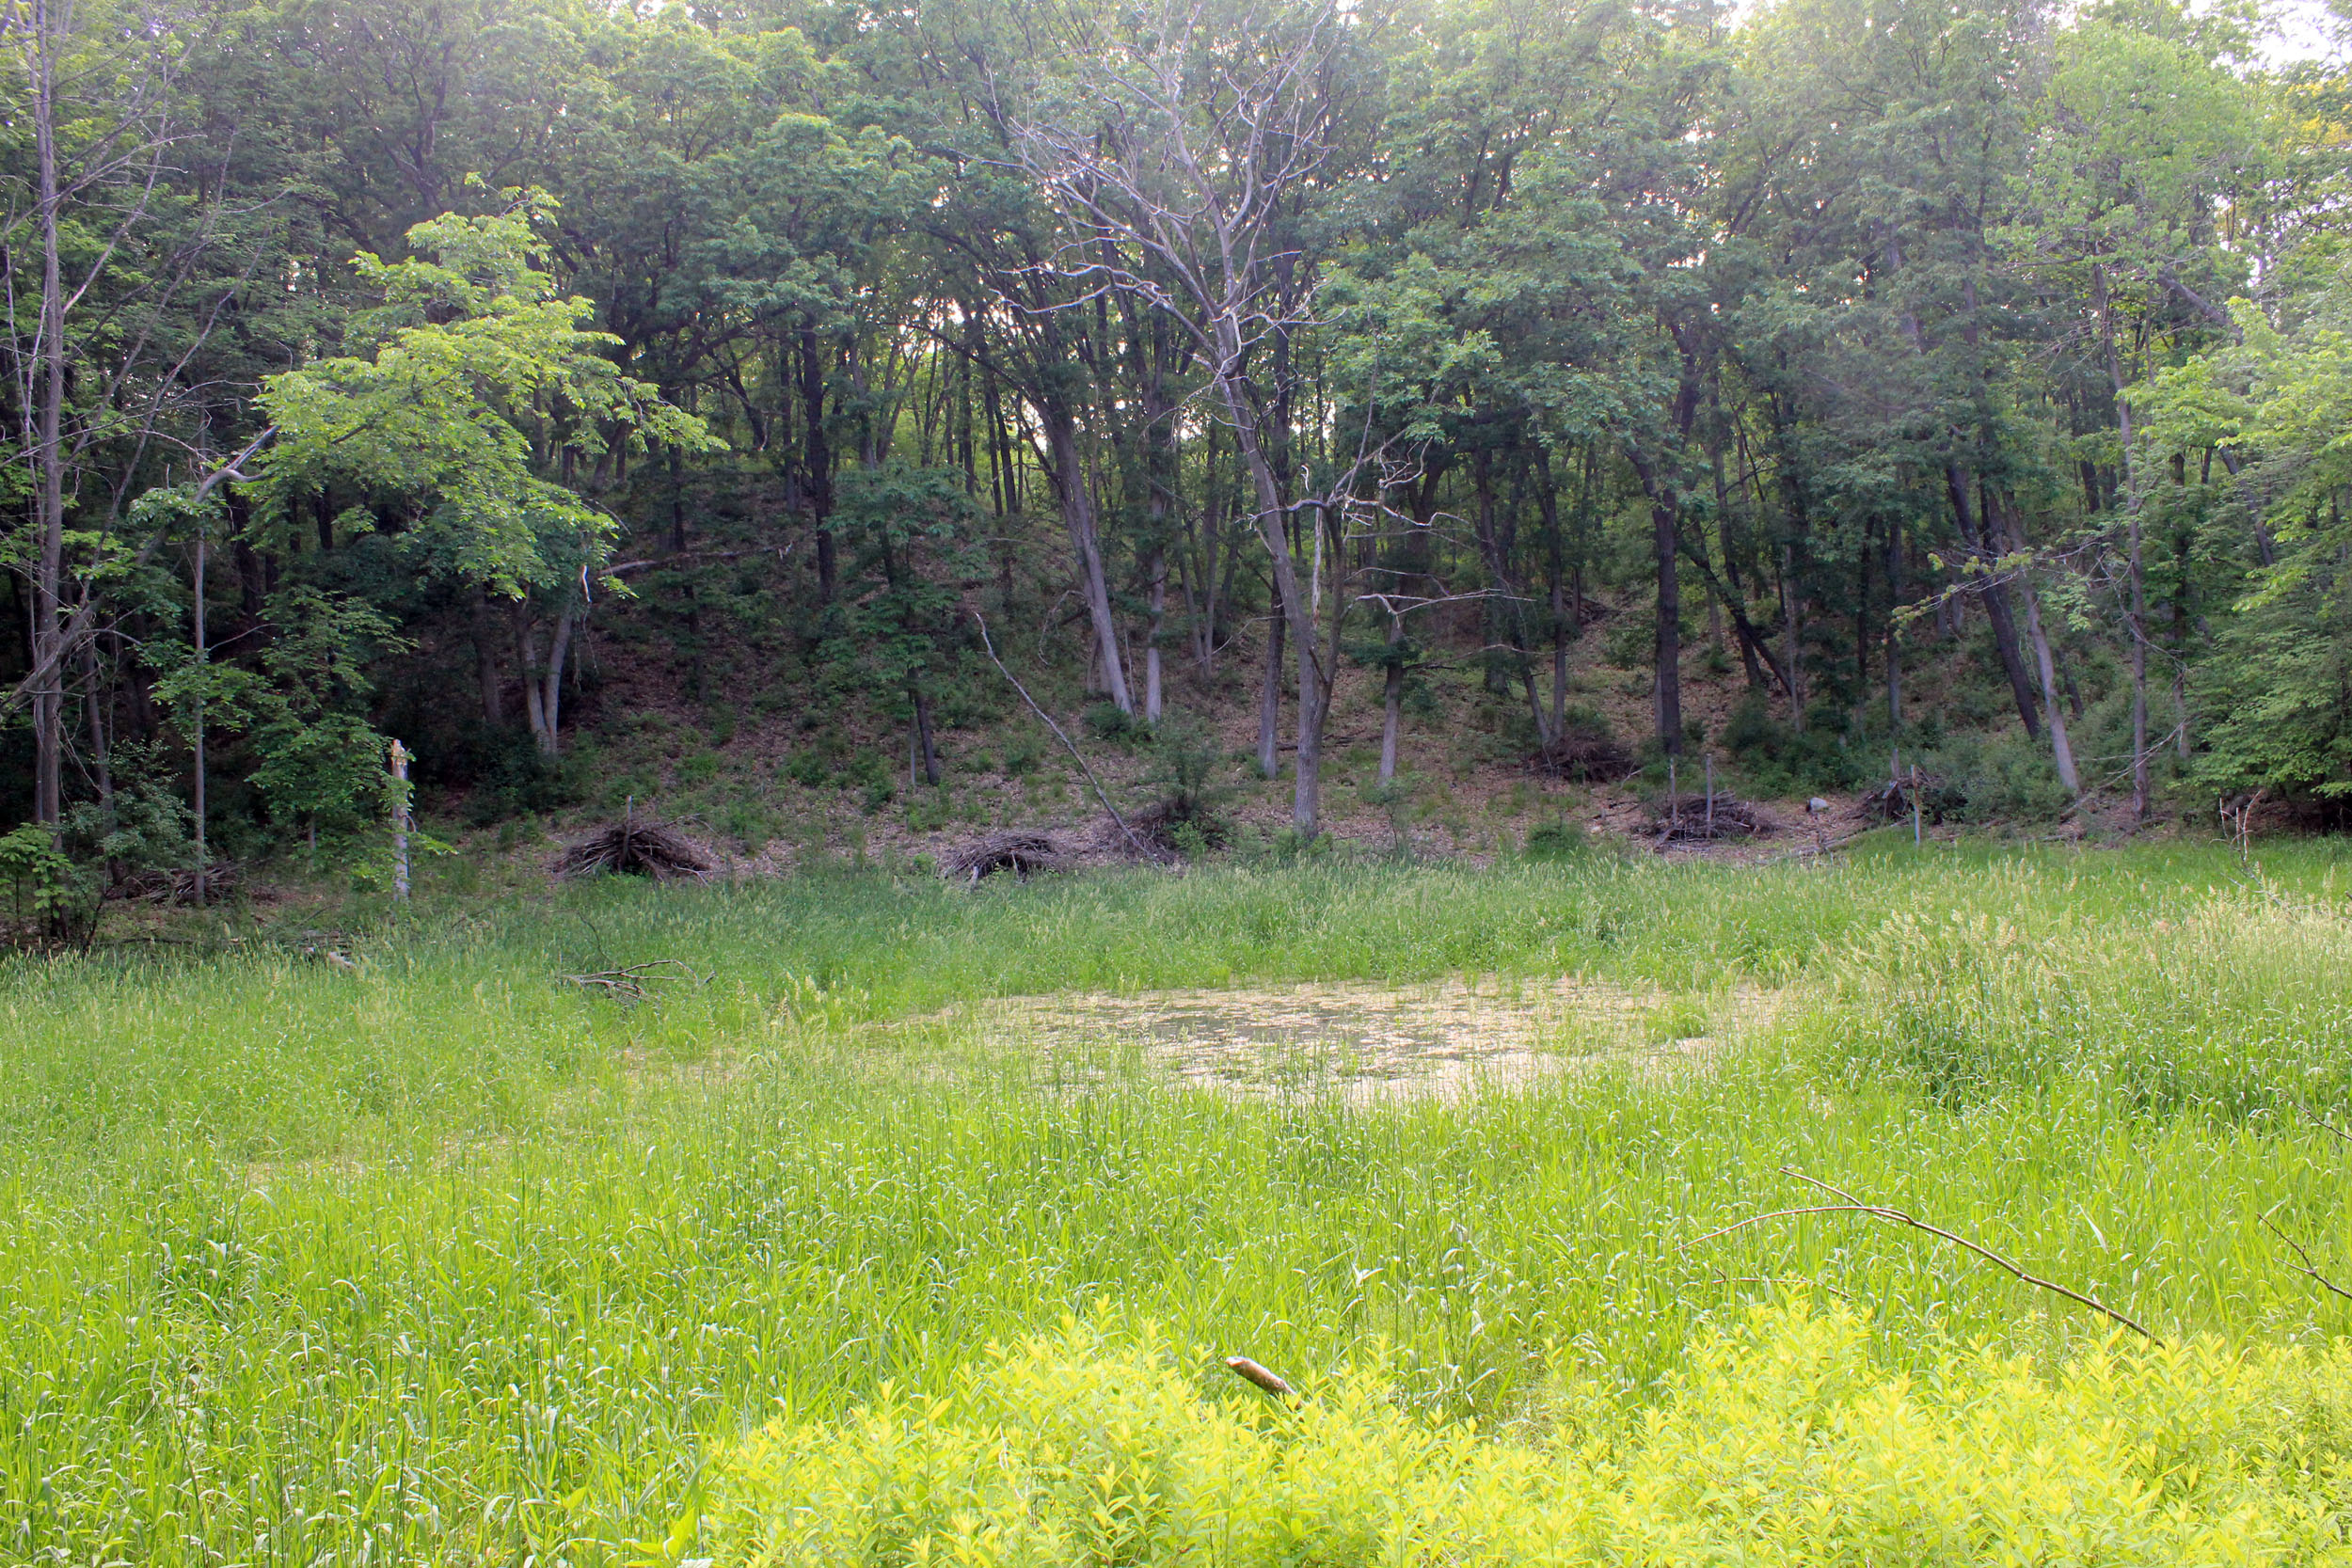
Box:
xmin=3 ymin=0 xmax=2350 ymax=888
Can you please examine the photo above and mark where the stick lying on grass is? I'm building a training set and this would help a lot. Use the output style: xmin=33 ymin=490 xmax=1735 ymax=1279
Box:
xmin=1681 ymin=1165 xmax=2159 ymax=1342
xmin=564 ymin=959 xmax=707 ymax=1002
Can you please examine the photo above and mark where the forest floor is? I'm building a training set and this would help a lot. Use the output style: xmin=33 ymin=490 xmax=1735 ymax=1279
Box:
xmin=445 ymin=591 xmax=2161 ymax=895
xmin=8 ymin=847 xmax=2352 ymax=1563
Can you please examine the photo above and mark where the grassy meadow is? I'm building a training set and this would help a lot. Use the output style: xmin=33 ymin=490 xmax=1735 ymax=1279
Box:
xmin=8 ymin=838 xmax=2352 ymax=1563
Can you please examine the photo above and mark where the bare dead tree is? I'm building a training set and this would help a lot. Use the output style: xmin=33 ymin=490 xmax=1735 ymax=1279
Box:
xmin=1013 ymin=0 xmax=1367 ymax=836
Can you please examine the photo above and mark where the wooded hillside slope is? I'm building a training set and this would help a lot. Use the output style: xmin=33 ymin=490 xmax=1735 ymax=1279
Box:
xmin=5 ymin=0 xmax=2348 ymax=889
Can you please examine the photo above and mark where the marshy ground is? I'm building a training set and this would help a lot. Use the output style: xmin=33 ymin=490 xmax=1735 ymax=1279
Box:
xmin=8 ymin=840 xmax=2352 ymax=1563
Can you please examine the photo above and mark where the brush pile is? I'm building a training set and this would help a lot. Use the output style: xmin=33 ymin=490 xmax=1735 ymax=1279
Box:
xmin=946 ymin=831 xmax=1068 ymax=882
xmin=113 ymin=862 xmax=243 ymax=904
xmin=1532 ymin=725 xmax=1632 ymax=783
xmin=1863 ymin=772 xmax=1960 ymax=825
xmin=1650 ymin=793 xmax=1763 ymax=843
xmin=1130 ymin=800 xmax=1226 ymax=856
xmin=554 ymin=817 xmax=714 ymax=880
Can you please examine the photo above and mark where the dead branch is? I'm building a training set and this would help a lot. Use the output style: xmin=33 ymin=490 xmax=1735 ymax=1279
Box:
xmin=971 ymin=610 xmax=1165 ymax=863
xmin=2260 ymin=1212 xmax=2352 ymax=1306
xmin=563 ymin=958 xmax=707 ymax=1002
xmin=1680 ymin=1166 xmax=2159 ymax=1342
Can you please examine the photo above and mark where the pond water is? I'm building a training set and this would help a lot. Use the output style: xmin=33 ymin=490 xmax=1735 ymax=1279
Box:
xmin=921 ymin=975 xmax=1761 ymax=1103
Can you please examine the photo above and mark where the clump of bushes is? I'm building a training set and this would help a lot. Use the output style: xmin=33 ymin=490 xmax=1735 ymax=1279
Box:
xmin=1136 ymin=712 xmax=1236 ymax=854
xmin=1721 ymin=693 xmax=1866 ymax=797
xmin=705 ymin=1304 xmax=2352 ymax=1566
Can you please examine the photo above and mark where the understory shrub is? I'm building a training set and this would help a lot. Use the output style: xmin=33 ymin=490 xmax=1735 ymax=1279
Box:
xmin=706 ymin=1303 xmax=2352 ymax=1566
xmin=1917 ymin=731 xmax=2075 ymax=824
xmin=1721 ymin=693 xmax=1867 ymax=797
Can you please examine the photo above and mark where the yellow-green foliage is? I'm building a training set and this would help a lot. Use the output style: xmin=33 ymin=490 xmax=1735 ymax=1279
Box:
xmin=707 ymin=1304 xmax=2352 ymax=1566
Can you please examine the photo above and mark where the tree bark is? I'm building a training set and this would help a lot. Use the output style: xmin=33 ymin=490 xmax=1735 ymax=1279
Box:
xmin=1040 ymin=405 xmax=1132 ymax=714
xmin=800 ymin=325 xmax=836 ymax=601
xmin=540 ymin=605 xmax=573 ymax=756
xmin=1257 ymin=608 xmax=1285 ymax=779
xmin=191 ymin=536 xmax=208 ymax=908
xmin=27 ymin=7 xmax=67 ymax=827
xmin=2092 ymin=261 xmax=2150 ymax=819
xmin=1948 ymin=466 xmax=2041 ymax=740
xmin=1628 ymin=451 xmax=1683 ymax=756
xmin=1144 ymin=548 xmax=1165 ymax=723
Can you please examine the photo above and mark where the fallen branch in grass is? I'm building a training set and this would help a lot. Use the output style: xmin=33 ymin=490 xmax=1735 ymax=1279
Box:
xmin=1679 ymin=1165 xmax=2159 ymax=1342
xmin=564 ymin=958 xmax=707 ymax=1002
xmin=1224 ymin=1355 xmax=1295 ymax=1399
xmin=2259 ymin=1211 xmax=2352 ymax=1306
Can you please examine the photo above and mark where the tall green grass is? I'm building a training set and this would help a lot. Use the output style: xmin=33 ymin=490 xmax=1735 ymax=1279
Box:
xmin=4 ymin=843 xmax=2351 ymax=1563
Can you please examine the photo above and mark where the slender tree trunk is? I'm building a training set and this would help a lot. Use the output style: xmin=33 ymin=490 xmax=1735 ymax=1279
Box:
xmin=540 ymin=605 xmax=573 ymax=757
xmin=801 ymin=326 xmax=836 ymax=601
xmin=81 ymin=641 xmax=112 ymax=875
xmin=911 ymin=682 xmax=939 ymax=785
xmin=1949 ymin=467 xmax=2041 ymax=740
xmin=27 ymin=9 xmax=67 ymax=828
xmin=1216 ymin=369 xmax=1324 ymax=834
xmin=1144 ymin=548 xmax=1165 ymax=723
xmin=2091 ymin=262 xmax=2150 ymax=818
xmin=1257 ymin=609 xmax=1285 ymax=779
xmin=1041 ymin=408 xmax=1132 ymax=714
xmin=1380 ymin=609 xmax=1404 ymax=784
xmin=1885 ymin=512 xmax=1902 ymax=734
xmin=1780 ymin=541 xmax=1805 ymax=731
xmin=1989 ymin=490 xmax=2079 ymax=800
xmin=2018 ymin=580 xmax=2081 ymax=800
xmin=516 ymin=608 xmax=548 ymax=752
xmin=191 ymin=536 xmax=208 ymax=908
xmin=1629 ymin=452 xmax=1683 ymax=757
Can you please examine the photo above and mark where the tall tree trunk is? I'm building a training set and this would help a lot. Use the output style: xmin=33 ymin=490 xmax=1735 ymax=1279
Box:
xmin=515 ymin=608 xmax=548 ymax=753
xmin=2092 ymin=262 xmax=2150 ymax=820
xmin=1948 ymin=466 xmax=2041 ymax=740
xmin=1144 ymin=548 xmax=1165 ymax=723
xmin=1780 ymin=541 xmax=1805 ymax=731
xmin=81 ymin=641 xmax=111 ymax=835
xmin=801 ymin=325 xmax=836 ymax=601
xmin=1379 ymin=610 xmax=1404 ymax=784
xmin=27 ymin=9 xmax=67 ymax=827
xmin=540 ymin=605 xmax=573 ymax=757
xmin=1989 ymin=490 xmax=2080 ymax=800
xmin=1884 ymin=512 xmax=1902 ymax=736
xmin=1629 ymin=452 xmax=1683 ymax=757
xmin=191 ymin=536 xmax=208 ymax=907
xmin=1216 ymin=368 xmax=1324 ymax=835
xmin=1041 ymin=406 xmax=1132 ymax=714
xmin=1257 ymin=609 xmax=1285 ymax=779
